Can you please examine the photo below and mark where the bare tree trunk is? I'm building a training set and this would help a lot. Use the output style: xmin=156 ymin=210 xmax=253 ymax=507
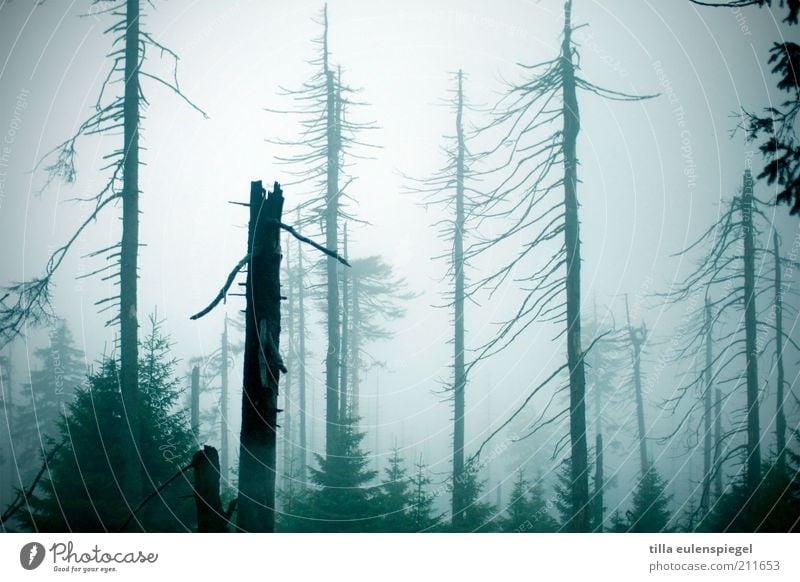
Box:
xmin=741 ymin=169 xmax=761 ymax=491
xmin=625 ymin=296 xmax=648 ymax=475
xmin=191 ymin=366 xmax=200 ymax=441
xmin=282 ymin=239 xmax=294 ymax=490
xmin=220 ymin=315 xmax=229 ymax=483
xmin=237 ymin=181 xmax=284 ymax=533
xmin=1 ymin=348 xmax=15 ymax=504
xmin=773 ymin=230 xmax=786 ymax=467
xmin=713 ymin=388 xmax=723 ymax=499
xmin=192 ymin=446 xmax=228 ymax=532
xmin=451 ymin=69 xmax=467 ymax=529
xmin=120 ymin=0 xmax=142 ymax=514
xmin=323 ymin=7 xmax=341 ymax=457
xmin=296 ymin=214 xmax=308 ymax=483
xmin=351 ymin=275 xmax=361 ymax=418
xmin=561 ymin=0 xmax=589 ymax=532
xmin=339 ymin=224 xmax=349 ymax=421
xmin=701 ymin=299 xmax=713 ymax=517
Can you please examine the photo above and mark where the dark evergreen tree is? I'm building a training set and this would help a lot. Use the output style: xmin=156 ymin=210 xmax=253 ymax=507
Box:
xmin=408 ymin=458 xmax=440 ymax=532
xmin=702 ymin=450 xmax=800 ymax=532
xmin=377 ymin=447 xmax=413 ymax=532
xmin=451 ymin=463 xmax=496 ymax=532
xmin=289 ymin=416 xmax=380 ymax=532
xmin=621 ymin=466 xmax=672 ymax=533
xmin=500 ymin=469 xmax=558 ymax=533
xmin=18 ymin=318 xmax=194 ymax=532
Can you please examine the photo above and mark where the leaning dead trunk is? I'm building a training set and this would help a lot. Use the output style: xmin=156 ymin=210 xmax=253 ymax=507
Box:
xmin=561 ymin=1 xmax=589 ymax=531
xmin=237 ymin=181 xmax=284 ymax=533
xmin=120 ymin=0 xmax=142 ymax=513
xmin=741 ymin=169 xmax=761 ymax=491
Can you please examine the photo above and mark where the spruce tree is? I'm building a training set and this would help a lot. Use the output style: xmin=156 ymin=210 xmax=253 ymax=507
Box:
xmin=298 ymin=416 xmax=380 ymax=532
xmin=377 ymin=447 xmax=413 ymax=532
xmin=452 ymin=463 xmax=496 ymax=532
xmin=408 ymin=458 xmax=440 ymax=532
xmin=501 ymin=469 xmax=558 ymax=533
xmin=18 ymin=318 xmax=194 ymax=532
xmin=624 ymin=465 xmax=672 ymax=533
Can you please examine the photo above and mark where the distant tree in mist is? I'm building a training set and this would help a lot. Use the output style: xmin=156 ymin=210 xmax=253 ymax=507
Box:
xmin=345 ymin=256 xmax=413 ymax=417
xmin=12 ymin=320 xmax=84 ymax=484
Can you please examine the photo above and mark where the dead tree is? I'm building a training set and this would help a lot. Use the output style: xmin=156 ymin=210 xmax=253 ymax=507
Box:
xmin=237 ymin=181 xmax=285 ymax=532
xmin=191 ymin=445 xmax=234 ymax=533
xmin=465 ymin=0 xmax=653 ymax=532
xmin=190 ymin=180 xmax=349 ymax=532
xmin=268 ymin=5 xmax=377 ymax=460
xmin=295 ymin=208 xmax=310 ymax=482
xmin=0 ymin=0 xmax=205 ymax=516
xmin=220 ymin=315 xmax=230 ymax=483
xmin=339 ymin=224 xmax=350 ymax=420
xmin=624 ymin=296 xmax=649 ymax=475
xmin=741 ymin=170 xmax=762 ymax=490
xmin=406 ymin=70 xmax=478 ymax=527
xmin=191 ymin=366 xmax=200 ymax=441
xmin=700 ymin=299 xmax=714 ymax=517
xmin=772 ymin=231 xmax=787 ymax=465
xmin=662 ymin=169 xmax=799 ymax=499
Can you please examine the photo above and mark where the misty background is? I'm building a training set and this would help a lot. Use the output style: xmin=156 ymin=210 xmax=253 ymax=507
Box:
xmin=0 ymin=0 xmax=797 ymax=527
